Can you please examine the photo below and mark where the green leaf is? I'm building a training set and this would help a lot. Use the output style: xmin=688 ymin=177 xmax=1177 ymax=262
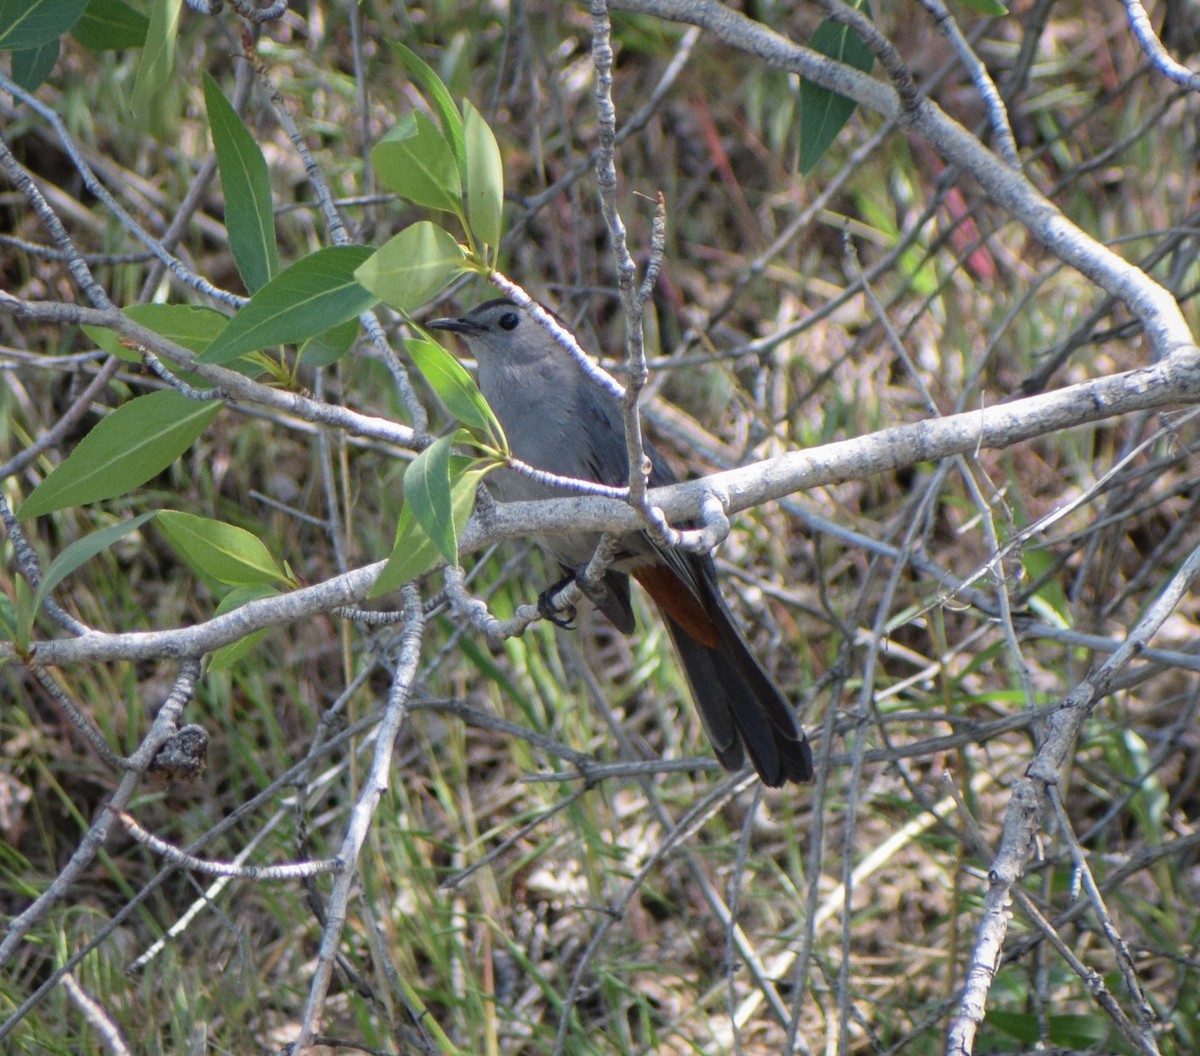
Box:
xmin=17 ymin=390 xmax=222 ymax=518
xmin=355 ymin=222 xmax=467 ymax=315
xmin=389 ymin=41 xmax=466 ymax=175
xmin=371 ymin=459 xmax=491 ymax=597
xmin=72 ymin=0 xmax=148 ymax=50
xmin=0 ymin=0 xmax=86 ymax=51
xmin=200 ymin=245 xmax=377 ymax=364
xmin=204 ymin=72 xmax=279 ymax=294
xmin=300 ymin=316 xmax=359 ymax=367
xmin=29 ymin=511 xmax=158 ymax=623
xmin=83 ymin=302 xmax=231 ymax=364
xmin=854 ymin=192 xmax=939 ymax=297
xmin=373 ymin=110 xmax=463 ymax=216
xmin=955 ymin=0 xmax=1007 ymax=14
xmin=370 ymin=503 xmax=432 ymax=598
xmin=461 ymin=98 xmax=505 ymax=261
xmin=207 ymin=585 xmax=279 ymax=672
xmin=129 ymin=0 xmax=181 ymax=120
xmin=799 ymin=1 xmax=874 ymax=175
xmin=409 ymin=336 xmax=505 ymax=449
xmin=156 ymin=511 xmax=292 ymax=587
xmin=404 ymin=433 xmax=459 ymax=566
xmin=123 ymin=303 xmax=231 ymax=355
xmin=10 ymin=39 xmax=58 ymax=90
xmin=1022 ymin=547 xmax=1070 ymax=628
xmin=986 ymin=1010 xmax=1108 ymax=1047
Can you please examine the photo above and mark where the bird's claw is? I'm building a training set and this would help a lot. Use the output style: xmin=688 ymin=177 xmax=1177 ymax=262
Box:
xmin=537 ymin=583 xmax=577 ymax=629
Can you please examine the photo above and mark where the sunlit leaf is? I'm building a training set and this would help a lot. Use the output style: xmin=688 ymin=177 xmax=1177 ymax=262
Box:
xmin=18 ymin=391 xmax=222 ymax=518
xmin=404 ymin=432 xmax=459 ymax=566
xmin=371 ymin=458 xmax=492 ymax=597
xmin=373 ymin=110 xmax=463 ymax=216
xmin=799 ymin=0 xmax=874 ymax=174
xmin=156 ymin=510 xmax=292 ymax=587
xmin=409 ymin=336 xmax=505 ymax=448
xmin=462 ymin=98 xmax=504 ymax=260
xmin=207 ymin=585 xmax=279 ymax=672
xmin=200 ymin=245 xmax=376 ymax=364
xmin=129 ymin=0 xmax=180 ymax=120
xmin=30 ymin=511 xmax=158 ymax=620
xmin=204 ymin=72 xmax=279 ymax=294
xmin=389 ymin=41 xmax=466 ymax=174
xmin=354 ymin=222 xmax=467 ymax=314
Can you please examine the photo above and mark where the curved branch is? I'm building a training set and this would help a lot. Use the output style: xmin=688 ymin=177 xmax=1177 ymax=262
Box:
xmin=609 ymin=0 xmax=1195 ymax=359
xmin=0 ymin=295 xmax=417 ymax=450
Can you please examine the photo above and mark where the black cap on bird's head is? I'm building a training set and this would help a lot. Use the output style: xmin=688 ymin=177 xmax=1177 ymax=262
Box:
xmin=428 ymin=299 xmax=570 ymax=367
xmin=428 ymin=298 xmax=521 ymax=337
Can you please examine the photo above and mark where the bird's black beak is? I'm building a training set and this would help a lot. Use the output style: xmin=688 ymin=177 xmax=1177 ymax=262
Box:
xmin=427 ymin=316 xmax=473 ymax=334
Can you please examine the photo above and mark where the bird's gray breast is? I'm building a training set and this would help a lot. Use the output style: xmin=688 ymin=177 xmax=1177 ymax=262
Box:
xmin=479 ymin=358 xmax=593 ymax=494
xmin=477 ymin=356 xmax=615 ymax=568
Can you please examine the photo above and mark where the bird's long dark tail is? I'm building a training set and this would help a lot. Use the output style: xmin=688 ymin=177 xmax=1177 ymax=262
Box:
xmin=632 ymin=552 xmax=813 ymax=786
xmin=664 ymin=619 xmax=812 ymax=786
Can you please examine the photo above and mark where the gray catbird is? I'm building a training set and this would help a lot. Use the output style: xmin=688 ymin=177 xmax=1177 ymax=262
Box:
xmin=429 ymin=299 xmax=813 ymax=787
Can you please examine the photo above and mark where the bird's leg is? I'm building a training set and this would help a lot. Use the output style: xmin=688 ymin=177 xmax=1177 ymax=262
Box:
xmin=537 ymin=573 xmax=578 ymax=629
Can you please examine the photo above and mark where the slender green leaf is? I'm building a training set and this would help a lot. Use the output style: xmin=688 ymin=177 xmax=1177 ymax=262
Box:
xmin=83 ymin=302 xmax=230 ymax=364
xmin=30 ymin=511 xmax=157 ymax=621
xmin=373 ymin=111 xmax=463 ymax=216
xmin=371 ymin=502 xmax=431 ymax=598
xmin=1022 ymin=547 xmax=1070 ymax=627
xmin=404 ymin=433 xmax=458 ymax=565
xmin=129 ymin=0 xmax=180 ymax=120
xmin=0 ymin=0 xmax=86 ymax=51
xmin=208 ymin=631 xmax=269 ymax=671
xmin=11 ymin=39 xmax=58 ymax=89
xmin=204 ymin=72 xmax=279 ymax=294
xmin=371 ymin=460 xmax=491 ymax=597
xmin=72 ymin=0 xmax=148 ymax=49
xmin=355 ymin=222 xmax=467 ymax=314
xmin=389 ymin=41 xmax=466 ymax=174
xmin=956 ymin=0 xmax=1007 ymax=14
xmin=207 ymin=585 xmax=279 ymax=672
xmin=17 ymin=390 xmax=222 ymax=518
xmin=462 ymin=99 xmax=504 ymax=260
xmin=799 ymin=1 xmax=874 ymax=175
xmin=123 ymin=302 xmax=230 ymax=354
xmin=409 ymin=336 xmax=505 ymax=448
xmin=200 ymin=245 xmax=376 ymax=364
xmin=157 ymin=510 xmax=292 ymax=587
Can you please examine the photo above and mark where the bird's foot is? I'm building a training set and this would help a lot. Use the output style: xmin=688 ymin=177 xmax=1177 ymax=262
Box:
xmin=537 ymin=574 xmax=578 ymax=629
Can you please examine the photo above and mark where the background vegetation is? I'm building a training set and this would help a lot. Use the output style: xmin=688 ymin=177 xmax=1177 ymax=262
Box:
xmin=3 ymin=1 xmax=1200 ymax=1053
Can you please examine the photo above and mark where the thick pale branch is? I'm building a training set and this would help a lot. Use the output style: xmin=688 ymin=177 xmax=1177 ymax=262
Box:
xmin=6 ymin=351 xmax=1200 ymax=668
xmin=0 ymin=295 xmax=417 ymax=449
xmin=469 ymin=349 xmax=1200 ymax=541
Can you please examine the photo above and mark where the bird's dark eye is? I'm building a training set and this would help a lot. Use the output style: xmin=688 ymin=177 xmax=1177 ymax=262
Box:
xmin=498 ymin=311 xmax=519 ymax=331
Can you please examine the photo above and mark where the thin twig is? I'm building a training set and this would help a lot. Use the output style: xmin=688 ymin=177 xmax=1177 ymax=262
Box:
xmin=293 ymin=585 xmax=425 ymax=1051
